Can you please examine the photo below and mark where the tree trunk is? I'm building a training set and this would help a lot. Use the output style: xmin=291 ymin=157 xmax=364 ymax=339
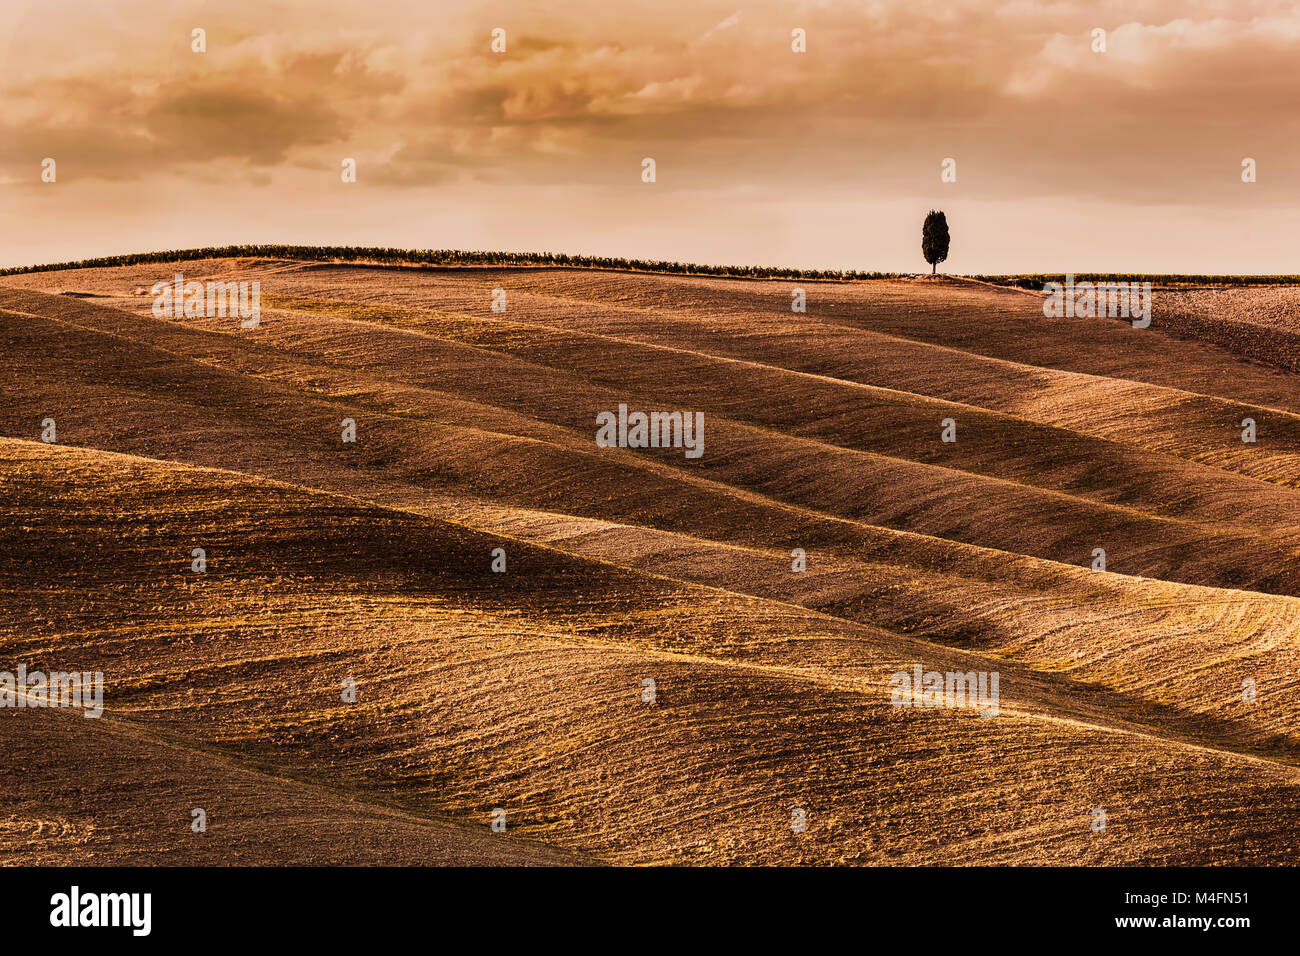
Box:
xmin=931 ymin=261 xmax=936 ymax=275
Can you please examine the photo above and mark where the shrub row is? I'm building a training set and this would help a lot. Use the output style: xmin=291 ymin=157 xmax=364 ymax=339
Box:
xmin=0 ymin=245 xmax=903 ymax=281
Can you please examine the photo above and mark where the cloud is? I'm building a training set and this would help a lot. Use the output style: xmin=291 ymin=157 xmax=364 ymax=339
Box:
xmin=702 ymin=11 xmax=742 ymax=39
xmin=1007 ymin=11 xmax=1300 ymax=96
xmin=1 ymin=0 xmax=1298 ymax=271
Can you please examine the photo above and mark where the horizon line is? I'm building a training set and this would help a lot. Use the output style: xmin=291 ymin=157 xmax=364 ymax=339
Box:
xmin=4 ymin=245 xmax=1299 ymax=287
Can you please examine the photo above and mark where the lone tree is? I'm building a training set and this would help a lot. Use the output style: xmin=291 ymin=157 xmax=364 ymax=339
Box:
xmin=921 ymin=210 xmax=950 ymax=275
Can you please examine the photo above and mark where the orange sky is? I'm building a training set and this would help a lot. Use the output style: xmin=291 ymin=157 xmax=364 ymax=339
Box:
xmin=2 ymin=0 xmax=1296 ymax=273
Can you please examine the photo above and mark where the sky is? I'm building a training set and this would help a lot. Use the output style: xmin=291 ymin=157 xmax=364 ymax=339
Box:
xmin=1 ymin=0 xmax=1297 ymax=273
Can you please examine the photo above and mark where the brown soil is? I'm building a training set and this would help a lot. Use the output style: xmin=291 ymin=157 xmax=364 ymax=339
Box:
xmin=4 ymin=260 xmax=1300 ymax=864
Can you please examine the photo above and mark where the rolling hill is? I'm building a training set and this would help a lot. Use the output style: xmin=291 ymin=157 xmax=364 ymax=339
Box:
xmin=4 ymin=257 xmax=1300 ymax=864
